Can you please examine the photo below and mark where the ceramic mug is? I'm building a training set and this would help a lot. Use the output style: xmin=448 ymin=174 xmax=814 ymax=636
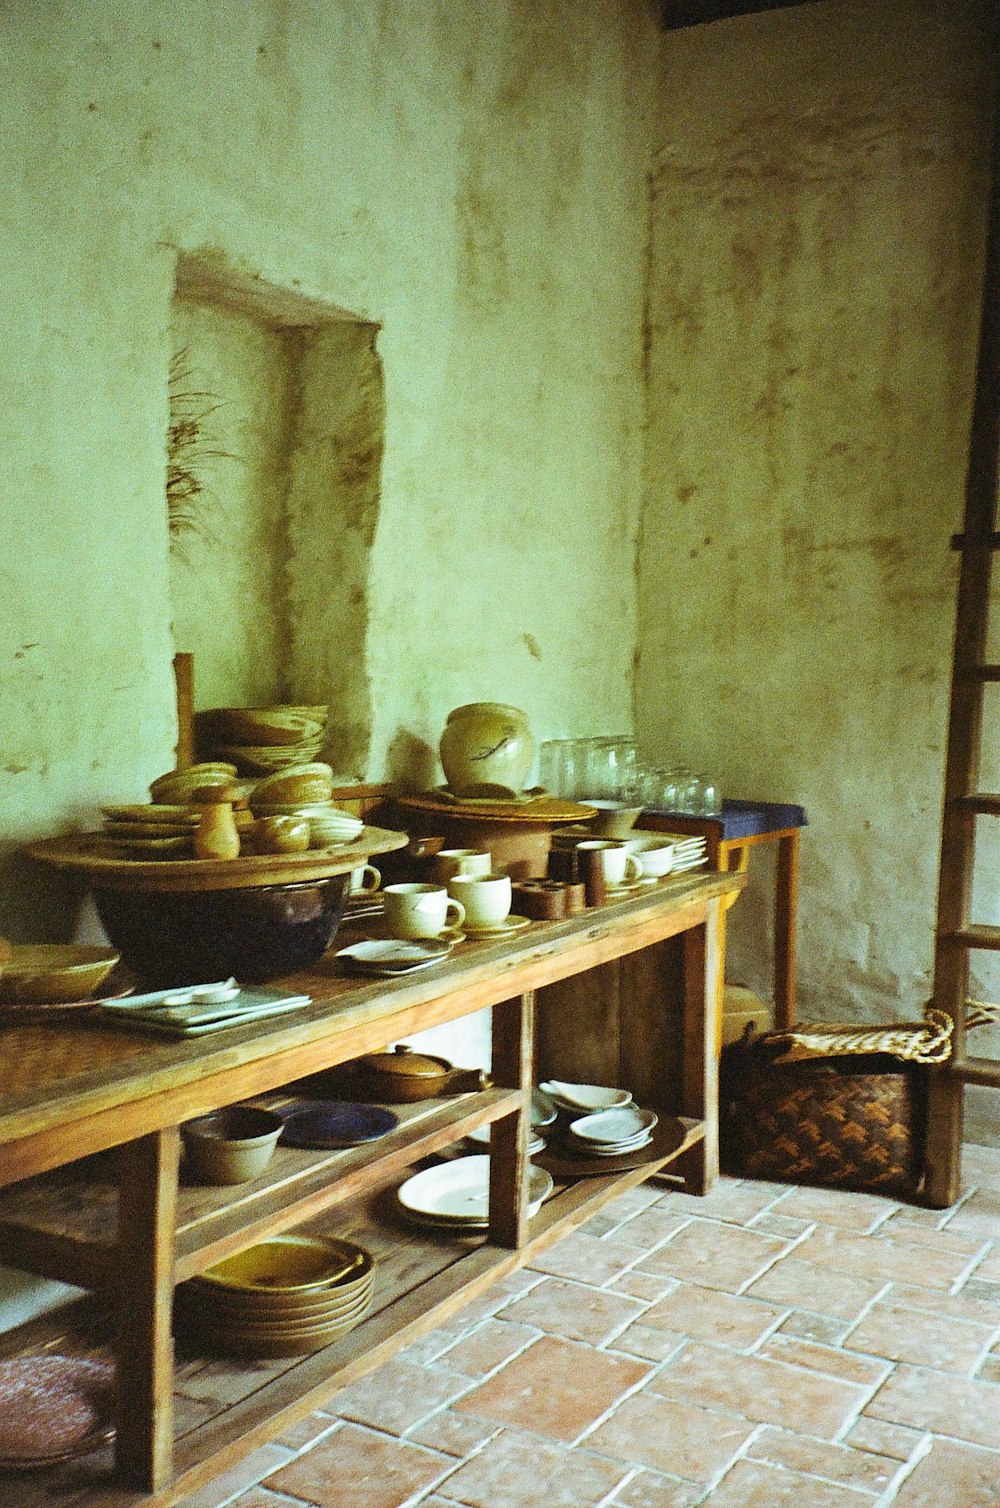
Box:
xmin=432 ymin=849 xmax=492 ymax=883
xmin=383 ymin=883 xmax=465 ymax=939
xmin=575 ymin=840 xmax=642 ymax=888
xmin=350 ymin=863 xmax=381 ymax=895
xmin=447 ymin=872 xmax=512 ymax=928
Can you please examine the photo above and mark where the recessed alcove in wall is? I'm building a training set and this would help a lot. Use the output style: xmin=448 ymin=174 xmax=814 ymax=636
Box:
xmin=167 ymin=255 xmax=384 ymax=778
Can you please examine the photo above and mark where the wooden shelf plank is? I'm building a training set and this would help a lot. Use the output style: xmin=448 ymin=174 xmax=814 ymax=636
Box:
xmin=942 ymin=925 xmax=1000 ymax=949
xmin=952 ymin=1055 xmax=1000 ymax=1087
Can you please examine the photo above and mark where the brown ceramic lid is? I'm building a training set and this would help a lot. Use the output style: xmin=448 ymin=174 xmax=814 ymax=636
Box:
xmin=359 ymin=1045 xmax=452 ymax=1079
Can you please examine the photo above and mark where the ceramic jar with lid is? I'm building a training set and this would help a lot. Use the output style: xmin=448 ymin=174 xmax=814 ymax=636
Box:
xmin=358 ymin=1045 xmax=454 ymax=1102
xmin=439 ymin=703 xmax=536 ymax=799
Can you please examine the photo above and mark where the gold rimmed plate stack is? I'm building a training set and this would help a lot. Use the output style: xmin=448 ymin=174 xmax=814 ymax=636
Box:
xmin=177 ymin=1234 xmax=374 ymax=1357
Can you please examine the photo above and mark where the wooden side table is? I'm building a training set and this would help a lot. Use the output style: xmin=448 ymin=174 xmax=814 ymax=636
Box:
xmin=638 ymin=800 xmax=807 ymax=1031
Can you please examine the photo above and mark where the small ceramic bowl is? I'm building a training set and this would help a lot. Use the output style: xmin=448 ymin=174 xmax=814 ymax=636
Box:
xmin=0 ymin=945 xmax=121 ymax=1004
xmin=181 ymin=1107 xmax=283 ymax=1185
xmin=150 ymin=764 xmax=238 ymax=805
xmin=251 ymin=815 xmax=311 ymax=854
xmin=252 ymin=764 xmax=335 ymax=806
xmin=585 ymin=801 xmax=643 ymax=839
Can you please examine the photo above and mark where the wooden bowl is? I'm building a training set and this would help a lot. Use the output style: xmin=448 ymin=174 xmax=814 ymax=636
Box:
xmin=197 ymin=706 xmax=328 ymax=749
xmin=0 ymin=945 xmax=121 ymax=1004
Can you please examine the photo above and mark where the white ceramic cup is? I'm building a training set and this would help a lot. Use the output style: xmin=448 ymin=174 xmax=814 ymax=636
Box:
xmin=447 ymin=872 xmax=513 ymax=928
xmin=432 ymin=849 xmax=492 ymax=883
xmin=350 ymin=863 xmax=381 ymax=894
xmin=383 ymin=883 xmax=465 ymax=939
xmin=575 ymin=840 xmax=642 ymax=887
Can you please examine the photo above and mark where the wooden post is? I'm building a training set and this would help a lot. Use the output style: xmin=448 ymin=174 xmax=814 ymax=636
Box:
xmin=488 ymin=992 xmax=533 ymax=1248
xmin=173 ymin=652 xmax=195 ymax=771
xmin=114 ymin=1129 xmax=179 ymax=1490
xmin=680 ymin=903 xmax=721 ymax=1192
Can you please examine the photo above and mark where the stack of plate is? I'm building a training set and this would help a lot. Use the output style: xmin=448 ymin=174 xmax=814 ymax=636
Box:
xmin=196 ymin=705 xmax=329 ymax=776
xmin=98 ymin=803 xmax=202 ymax=858
xmin=664 ymin=834 xmax=709 ymax=873
xmin=538 ymin=1080 xmax=634 ymax=1113
xmin=335 ymin=938 xmax=453 ymax=977
xmin=397 ymin=1155 xmax=553 ymax=1231
xmin=178 ymin=1235 xmax=374 ymax=1358
xmin=464 ymin=1122 xmax=546 ymax=1156
xmin=566 ymin=1105 xmax=658 ymax=1157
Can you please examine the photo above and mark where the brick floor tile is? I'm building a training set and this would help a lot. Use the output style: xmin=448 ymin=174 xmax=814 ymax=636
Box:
xmin=398 ymin=1327 xmax=461 ymax=1365
xmin=609 ymin=1271 xmax=679 ymax=1301
xmin=793 ymin=1227 xmax=972 ymax=1290
xmin=635 ymin=1219 xmax=789 ymax=1292
xmin=328 ymin=1359 xmax=469 ymax=1435
xmin=757 ymin=1334 xmax=888 ymax=1386
xmin=175 ymin=1445 xmax=294 ymax=1508
xmin=877 ymin=1215 xmax=987 ymax=1255
xmin=700 ymin=1458 xmax=874 ymax=1505
xmin=405 ymin=1408 xmax=499 ymax=1458
xmin=436 ymin=1427 xmax=630 ymax=1507
xmin=587 ymin=1389 xmax=756 ymax=1481
xmin=580 ymin=1211 xmax=628 ymax=1238
xmin=499 ymin=1276 xmax=645 ymax=1345
xmin=614 ymin=1208 xmax=693 ymax=1249
xmin=453 ymin=1334 xmax=650 ymax=1441
xmin=844 ymin=1296 xmax=999 ymax=1373
xmin=272 ymin=1411 xmax=338 ymax=1452
xmin=264 ymin=1422 xmax=452 ymax=1508
xmin=654 ymin=1180 xmax=782 ymax=1224
xmin=778 ymin=1311 xmax=852 ymax=1346
xmin=844 ymin=1415 xmax=924 ymax=1461
xmin=745 ymin=1256 xmax=885 ymax=1319
xmin=973 ymin=1248 xmax=1000 ymax=1281
xmin=891 ymin=1436 xmax=1000 ymax=1506
xmin=609 ymin=1469 xmax=702 ymax=1507
xmin=651 ymin=1340 xmax=870 ymax=1439
xmin=611 ymin=1321 xmax=686 ymax=1363
xmin=962 ymin=1145 xmax=1000 ymax=1187
xmin=976 ymin=1354 xmax=1000 ymax=1383
xmin=749 ymin=1211 xmax=814 ymax=1239
xmin=960 ymin=1278 xmax=1000 ymax=1306
xmin=864 ymin=1364 xmax=1000 ymax=1447
xmin=603 ymin=1184 xmax=665 ymax=1219
xmin=884 ymin=1279 xmax=1000 ymax=1326
xmin=438 ymin=1319 xmax=540 ymax=1377
xmin=747 ymin=1424 xmax=899 ymax=1494
xmin=947 ymin=1189 xmax=1000 ymax=1239
xmin=642 ymin=1282 xmax=784 ymax=1349
xmin=224 ymin=1490 xmax=311 ymax=1508
xmin=770 ymin=1186 xmax=899 ymax=1232
xmin=528 ymin=1232 xmax=645 ymax=1286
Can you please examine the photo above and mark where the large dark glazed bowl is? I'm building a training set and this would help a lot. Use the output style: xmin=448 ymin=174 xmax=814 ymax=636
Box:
xmin=93 ymin=875 xmax=350 ymax=987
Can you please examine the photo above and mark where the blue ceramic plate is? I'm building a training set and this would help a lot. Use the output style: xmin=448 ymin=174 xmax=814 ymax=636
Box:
xmin=280 ymin=1101 xmax=399 ymax=1150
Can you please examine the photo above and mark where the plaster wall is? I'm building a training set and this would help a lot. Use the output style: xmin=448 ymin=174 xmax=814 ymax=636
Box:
xmin=637 ymin=0 xmax=997 ymax=1028
xmin=0 ymin=0 xmax=656 ymax=943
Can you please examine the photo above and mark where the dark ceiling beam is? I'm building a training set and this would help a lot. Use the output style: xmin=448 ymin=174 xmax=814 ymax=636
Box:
xmin=659 ymin=0 xmax=822 ymax=29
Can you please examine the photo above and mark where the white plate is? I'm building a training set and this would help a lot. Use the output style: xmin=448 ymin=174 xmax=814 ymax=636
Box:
xmin=397 ymin=1155 xmax=553 ymax=1224
xmin=335 ymin=939 xmax=451 ymax=975
xmin=538 ymin=1080 xmax=633 ymax=1112
xmin=462 ymin=915 xmax=532 ymax=938
xmin=569 ymin=1106 xmax=658 ymax=1145
xmin=465 ymin=1123 xmax=545 ymax=1156
xmin=571 ymin=1134 xmax=654 ymax=1157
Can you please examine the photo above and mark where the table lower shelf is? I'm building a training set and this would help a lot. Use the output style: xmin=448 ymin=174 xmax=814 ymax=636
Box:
xmin=0 ymin=1116 xmax=702 ymax=1508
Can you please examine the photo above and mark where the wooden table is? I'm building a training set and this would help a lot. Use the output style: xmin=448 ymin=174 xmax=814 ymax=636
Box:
xmin=0 ymin=869 xmax=741 ymax=1507
xmin=639 ymin=800 xmax=807 ymax=1029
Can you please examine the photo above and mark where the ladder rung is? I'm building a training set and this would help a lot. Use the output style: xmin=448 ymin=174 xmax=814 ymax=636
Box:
xmin=951 ymin=794 xmax=1000 ymax=813
xmin=952 ymin=1056 xmax=1000 ymax=1088
xmin=955 ymin=666 xmax=1000 ymax=682
xmin=951 ymin=532 xmax=1000 ymax=550
xmin=943 ymin=925 xmax=1000 ymax=949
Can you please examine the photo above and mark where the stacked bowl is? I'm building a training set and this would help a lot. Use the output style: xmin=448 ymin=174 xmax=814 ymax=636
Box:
xmin=195 ymin=706 xmax=329 ymax=775
xmin=248 ymin=764 xmax=363 ymax=848
xmin=177 ymin=1235 xmax=374 ymax=1357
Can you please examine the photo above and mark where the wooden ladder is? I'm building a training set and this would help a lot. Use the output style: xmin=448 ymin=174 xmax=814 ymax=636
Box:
xmin=924 ymin=106 xmax=1000 ymax=1208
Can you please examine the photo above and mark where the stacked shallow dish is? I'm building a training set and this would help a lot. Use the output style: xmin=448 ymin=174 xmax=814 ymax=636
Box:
xmin=397 ymin=1155 xmax=553 ymax=1231
xmin=178 ymin=1235 xmax=374 ymax=1357
xmin=196 ymin=705 xmax=328 ymax=775
xmin=565 ymin=1105 xmax=658 ymax=1157
xmin=98 ymin=802 xmax=203 ymax=858
xmin=0 ymin=944 xmax=124 ymax=1016
xmin=249 ymin=764 xmax=364 ymax=847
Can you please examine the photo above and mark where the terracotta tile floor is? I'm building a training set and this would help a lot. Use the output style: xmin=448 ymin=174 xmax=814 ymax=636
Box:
xmin=178 ymin=1144 xmax=1000 ymax=1508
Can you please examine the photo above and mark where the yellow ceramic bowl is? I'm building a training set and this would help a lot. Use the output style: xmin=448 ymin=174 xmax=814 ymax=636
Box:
xmin=0 ymin=945 xmax=120 ymax=1004
xmin=199 ymin=1235 xmax=372 ymax=1294
xmin=251 ymin=764 xmax=335 ymax=806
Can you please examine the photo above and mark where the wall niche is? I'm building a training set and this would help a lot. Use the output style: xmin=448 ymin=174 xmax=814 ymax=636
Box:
xmin=166 ymin=255 xmax=384 ymax=779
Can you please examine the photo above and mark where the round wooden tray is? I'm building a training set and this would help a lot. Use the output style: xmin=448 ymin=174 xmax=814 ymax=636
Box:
xmin=398 ymin=793 xmax=597 ymax=824
xmin=24 ymin=825 xmax=409 ymax=893
xmin=535 ymin=1115 xmax=690 ymax=1177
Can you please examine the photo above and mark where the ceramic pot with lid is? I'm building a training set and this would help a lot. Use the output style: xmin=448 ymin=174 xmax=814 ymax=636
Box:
xmin=357 ymin=1044 xmax=454 ymax=1102
xmin=439 ymin=703 xmax=536 ymax=799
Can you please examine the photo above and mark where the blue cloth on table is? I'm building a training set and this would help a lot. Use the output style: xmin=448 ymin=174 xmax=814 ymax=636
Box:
xmin=641 ymin=798 xmax=807 ymax=842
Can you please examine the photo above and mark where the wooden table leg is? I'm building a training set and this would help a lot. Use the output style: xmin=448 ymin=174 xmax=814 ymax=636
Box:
xmin=114 ymin=1128 xmax=179 ymax=1491
xmin=774 ymin=830 xmax=799 ymax=1029
xmin=489 ymin=992 xmax=533 ymax=1248
xmin=680 ymin=903 xmax=721 ymax=1193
